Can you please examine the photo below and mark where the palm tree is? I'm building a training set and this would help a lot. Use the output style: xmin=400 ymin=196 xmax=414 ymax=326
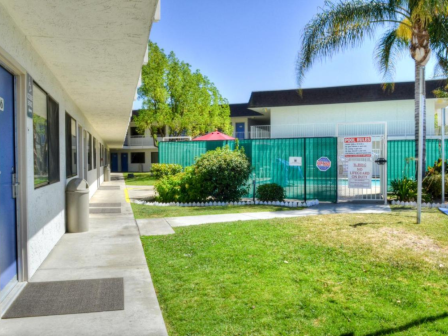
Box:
xmin=297 ymin=0 xmax=448 ymax=177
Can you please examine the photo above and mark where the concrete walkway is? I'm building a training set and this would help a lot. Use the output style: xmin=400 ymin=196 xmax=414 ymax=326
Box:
xmin=0 ymin=174 xmax=168 ymax=336
xmin=136 ymin=203 xmax=391 ymax=235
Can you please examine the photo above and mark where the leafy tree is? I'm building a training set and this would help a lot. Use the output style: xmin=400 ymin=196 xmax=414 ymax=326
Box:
xmin=296 ymin=0 xmax=448 ymax=177
xmin=135 ymin=42 xmax=232 ymax=146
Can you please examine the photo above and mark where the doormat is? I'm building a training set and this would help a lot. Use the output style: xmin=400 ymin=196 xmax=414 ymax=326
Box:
xmin=89 ymin=208 xmax=121 ymax=214
xmin=439 ymin=208 xmax=448 ymax=216
xmin=2 ymin=278 xmax=124 ymax=319
xmin=99 ymin=186 xmax=120 ymax=190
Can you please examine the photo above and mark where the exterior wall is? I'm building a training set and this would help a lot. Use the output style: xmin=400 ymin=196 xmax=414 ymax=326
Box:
xmin=0 ymin=4 xmax=106 ymax=277
xmin=231 ymin=117 xmax=249 ymax=139
xmin=269 ymin=99 xmax=436 ymax=138
xmin=111 ymin=149 xmax=159 ymax=172
xmin=125 ymin=122 xmax=160 ymax=148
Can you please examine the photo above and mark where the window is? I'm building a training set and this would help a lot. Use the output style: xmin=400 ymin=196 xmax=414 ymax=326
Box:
xmin=131 ymin=152 xmax=145 ymax=164
xmin=130 ymin=127 xmax=144 ymax=137
xmin=66 ymin=113 xmax=77 ymax=178
xmin=151 ymin=152 xmax=159 ymax=164
xmin=93 ymin=137 xmax=97 ymax=169
xmin=33 ymin=84 xmax=60 ymax=188
xmin=100 ymin=143 xmax=104 ymax=167
xmin=87 ymin=132 xmax=92 ymax=171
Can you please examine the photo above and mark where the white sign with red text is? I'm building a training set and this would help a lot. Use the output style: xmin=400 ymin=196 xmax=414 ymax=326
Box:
xmin=348 ymin=161 xmax=372 ymax=189
xmin=344 ymin=137 xmax=372 ymax=157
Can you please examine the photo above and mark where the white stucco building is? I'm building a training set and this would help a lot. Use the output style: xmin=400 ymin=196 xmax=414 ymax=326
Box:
xmin=0 ymin=0 xmax=160 ymax=310
xmin=243 ymin=81 xmax=448 ymax=140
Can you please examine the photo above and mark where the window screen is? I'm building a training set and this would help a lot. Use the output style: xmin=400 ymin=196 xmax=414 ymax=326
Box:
xmin=87 ymin=132 xmax=92 ymax=171
xmin=151 ymin=152 xmax=159 ymax=164
xmin=93 ymin=137 xmax=97 ymax=169
xmin=100 ymin=143 xmax=103 ymax=167
xmin=33 ymin=84 xmax=60 ymax=188
xmin=66 ymin=113 xmax=77 ymax=178
xmin=47 ymin=96 xmax=60 ymax=184
xmin=33 ymin=85 xmax=48 ymax=187
xmin=131 ymin=152 xmax=145 ymax=164
xmin=130 ymin=127 xmax=144 ymax=137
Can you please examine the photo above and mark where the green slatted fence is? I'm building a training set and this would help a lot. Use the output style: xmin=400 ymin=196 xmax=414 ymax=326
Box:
xmin=159 ymin=138 xmax=338 ymax=202
xmin=387 ymin=139 xmax=447 ymax=186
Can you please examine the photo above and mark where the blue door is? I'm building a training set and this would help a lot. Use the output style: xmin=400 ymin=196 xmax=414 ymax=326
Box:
xmin=121 ymin=153 xmax=128 ymax=172
xmin=0 ymin=65 xmax=17 ymax=298
xmin=111 ymin=153 xmax=118 ymax=172
xmin=236 ymin=123 xmax=245 ymax=139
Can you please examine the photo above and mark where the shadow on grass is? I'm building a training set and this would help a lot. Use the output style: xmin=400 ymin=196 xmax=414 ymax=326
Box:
xmin=340 ymin=312 xmax=448 ymax=336
xmin=125 ymin=173 xmax=157 ymax=184
xmin=349 ymin=222 xmax=377 ymax=228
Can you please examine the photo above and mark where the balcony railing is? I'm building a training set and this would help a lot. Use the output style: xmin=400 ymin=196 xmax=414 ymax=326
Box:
xmin=126 ymin=135 xmax=159 ymax=147
xmin=249 ymin=121 xmax=448 ymax=139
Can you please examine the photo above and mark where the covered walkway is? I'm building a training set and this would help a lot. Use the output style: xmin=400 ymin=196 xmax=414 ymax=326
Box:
xmin=0 ymin=174 xmax=168 ymax=336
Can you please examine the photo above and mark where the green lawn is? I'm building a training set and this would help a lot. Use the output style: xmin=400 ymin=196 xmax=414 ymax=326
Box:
xmin=124 ymin=173 xmax=158 ymax=186
xmin=142 ymin=207 xmax=448 ymax=335
xmin=131 ymin=203 xmax=299 ymax=219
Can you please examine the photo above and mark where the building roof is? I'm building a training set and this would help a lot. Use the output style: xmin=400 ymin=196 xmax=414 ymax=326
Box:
xmin=248 ymin=80 xmax=445 ymax=108
xmin=229 ymin=103 xmax=263 ymax=117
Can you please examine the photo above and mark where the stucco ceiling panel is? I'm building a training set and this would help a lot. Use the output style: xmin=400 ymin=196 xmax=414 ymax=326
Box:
xmin=1 ymin=0 xmax=158 ymax=147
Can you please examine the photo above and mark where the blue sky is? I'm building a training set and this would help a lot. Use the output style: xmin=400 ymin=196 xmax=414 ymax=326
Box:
xmin=133 ymin=0 xmax=437 ymax=109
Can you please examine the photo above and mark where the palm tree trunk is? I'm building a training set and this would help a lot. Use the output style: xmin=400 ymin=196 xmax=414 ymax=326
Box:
xmin=415 ymin=62 xmax=427 ymax=179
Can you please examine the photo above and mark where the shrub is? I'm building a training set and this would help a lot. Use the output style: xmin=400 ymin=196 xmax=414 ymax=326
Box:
xmin=155 ymin=146 xmax=251 ymax=202
xmin=193 ymin=146 xmax=251 ymax=202
xmin=423 ymin=174 xmax=448 ymax=199
xmin=151 ymin=163 xmax=182 ymax=179
xmin=155 ymin=173 xmax=185 ymax=202
xmin=426 ymin=158 xmax=448 ymax=176
xmin=256 ymin=183 xmax=285 ymax=202
xmin=390 ymin=177 xmax=417 ymax=202
xmin=155 ymin=167 xmax=207 ymax=203
xmin=391 ymin=177 xmax=432 ymax=202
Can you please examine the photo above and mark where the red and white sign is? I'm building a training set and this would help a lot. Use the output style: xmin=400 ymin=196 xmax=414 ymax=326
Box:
xmin=348 ymin=161 xmax=372 ymax=189
xmin=344 ymin=137 xmax=372 ymax=157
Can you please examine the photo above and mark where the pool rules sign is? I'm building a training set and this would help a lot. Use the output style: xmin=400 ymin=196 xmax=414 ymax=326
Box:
xmin=344 ymin=137 xmax=373 ymax=189
xmin=344 ymin=137 xmax=372 ymax=158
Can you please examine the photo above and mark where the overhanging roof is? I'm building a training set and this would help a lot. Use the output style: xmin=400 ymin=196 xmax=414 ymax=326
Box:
xmin=0 ymin=0 xmax=159 ymax=147
xmin=248 ymin=80 xmax=445 ymax=109
xmin=229 ymin=103 xmax=263 ymax=117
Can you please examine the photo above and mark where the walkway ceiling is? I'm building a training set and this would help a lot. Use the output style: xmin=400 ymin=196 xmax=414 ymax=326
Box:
xmin=0 ymin=0 xmax=159 ymax=147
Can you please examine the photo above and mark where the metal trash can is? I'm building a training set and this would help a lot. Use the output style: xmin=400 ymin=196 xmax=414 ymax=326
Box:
xmin=66 ymin=178 xmax=90 ymax=233
xmin=105 ymin=165 xmax=111 ymax=182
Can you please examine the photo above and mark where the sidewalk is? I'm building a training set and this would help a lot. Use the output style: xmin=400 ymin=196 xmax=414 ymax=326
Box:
xmin=0 ymin=174 xmax=168 ymax=336
xmin=136 ymin=203 xmax=391 ymax=234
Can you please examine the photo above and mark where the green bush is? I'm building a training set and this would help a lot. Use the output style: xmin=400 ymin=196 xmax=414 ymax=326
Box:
xmin=155 ymin=167 xmax=208 ymax=203
xmin=256 ymin=183 xmax=285 ymax=202
xmin=155 ymin=173 xmax=185 ymax=202
xmin=391 ymin=177 xmax=432 ymax=202
xmin=390 ymin=177 xmax=417 ymax=201
xmin=155 ymin=146 xmax=251 ymax=202
xmin=426 ymin=158 xmax=448 ymax=176
xmin=151 ymin=163 xmax=182 ymax=179
xmin=423 ymin=174 xmax=448 ymax=199
xmin=193 ymin=146 xmax=251 ymax=202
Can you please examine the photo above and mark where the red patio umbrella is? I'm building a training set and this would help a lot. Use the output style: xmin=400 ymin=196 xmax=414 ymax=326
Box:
xmin=193 ymin=130 xmax=235 ymax=141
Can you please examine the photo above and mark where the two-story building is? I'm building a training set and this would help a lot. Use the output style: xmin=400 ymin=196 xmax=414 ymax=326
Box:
xmin=243 ymin=80 xmax=447 ymax=140
xmin=109 ymin=110 xmax=162 ymax=173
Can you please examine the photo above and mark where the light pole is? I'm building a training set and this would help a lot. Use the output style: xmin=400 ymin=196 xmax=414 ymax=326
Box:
xmin=417 ymin=66 xmax=425 ymax=224
xmin=442 ymin=108 xmax=446 ymax=205
xmin=252 ymin=173 xmax=256 ymax=203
